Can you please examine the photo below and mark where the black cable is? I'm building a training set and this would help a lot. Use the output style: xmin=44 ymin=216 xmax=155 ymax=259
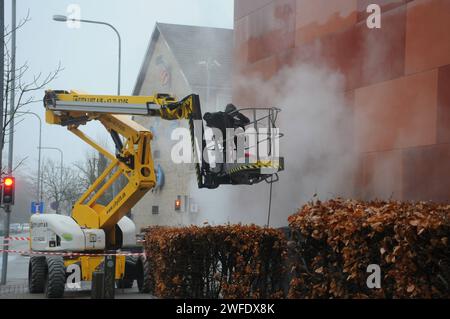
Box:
xmin=267 ymin=176 xmax=274 ymax=228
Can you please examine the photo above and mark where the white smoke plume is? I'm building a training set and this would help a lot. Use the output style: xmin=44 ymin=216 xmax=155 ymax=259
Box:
xmin=191 ymin=64 xmax=356 ymax=227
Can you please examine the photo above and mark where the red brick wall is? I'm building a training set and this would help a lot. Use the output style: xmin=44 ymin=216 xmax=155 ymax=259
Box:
xmin=233 ymin=0 xmax=450 ymax=202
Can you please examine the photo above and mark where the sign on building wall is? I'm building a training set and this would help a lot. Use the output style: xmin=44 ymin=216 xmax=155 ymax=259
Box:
xmin=156 ymin=55 xmax=172 ymax=88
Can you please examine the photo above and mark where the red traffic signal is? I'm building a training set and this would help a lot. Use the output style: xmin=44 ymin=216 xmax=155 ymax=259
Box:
xmin=2 ymin=176 xmax=15 ymax=205
xmin=175 ymin=198 xmax=181 ymax=211
xmin=4 ymin=177 xmax=14 ymax=187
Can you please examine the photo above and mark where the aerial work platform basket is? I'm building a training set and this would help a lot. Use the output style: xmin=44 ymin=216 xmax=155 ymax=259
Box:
xmin=203 ymin=105 xmax=284 ymax=187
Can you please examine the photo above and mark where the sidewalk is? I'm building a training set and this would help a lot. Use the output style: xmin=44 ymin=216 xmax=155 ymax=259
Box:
xmin=1 ymin=234 xmax=155 ymax=299
xmin=0 ymin=284 xmax=155 ymax=299
xmin=0 ymin=279 xmax=28 ymax=297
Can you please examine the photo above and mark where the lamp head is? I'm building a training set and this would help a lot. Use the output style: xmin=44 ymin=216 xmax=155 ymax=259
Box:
xmin=53 ymin=15 xmax=68 ymax=22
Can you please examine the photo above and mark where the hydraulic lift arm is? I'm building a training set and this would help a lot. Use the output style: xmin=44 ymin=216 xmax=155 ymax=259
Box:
xmin=44 ymin=90 xmax=207 ymax=247
xmin=29 ymin=90 xmax=283 ymax=299
xmin=43 ymin=90 xmax=283 ymax=248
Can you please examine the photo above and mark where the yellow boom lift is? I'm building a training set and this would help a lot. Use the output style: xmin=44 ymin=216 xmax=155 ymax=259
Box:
xmin=28 ymin=90 xmax=283 ymax=298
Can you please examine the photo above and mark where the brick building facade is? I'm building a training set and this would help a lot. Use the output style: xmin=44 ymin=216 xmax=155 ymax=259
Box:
xmin=233 ymin=0 xmax=450 ymax=202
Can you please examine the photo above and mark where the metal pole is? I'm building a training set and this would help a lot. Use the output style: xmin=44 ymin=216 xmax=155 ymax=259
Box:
xmin=116 ymin=26 xmax=121 ymax=95
xmin=39 ymin=148 xmax=63 ymax=169
xmin=39 ymin=147 xmax=63 ymax=213
xmin=67 ymin=19 xmax=121 ymax=95
xmin=1 ymin=212 xmax=10 ymax=285
xmin=16 ymin=112 xmax=42 ymax=202
xmin=54 ymin=17 xmax=121 ymax=197
xmin=1 ymin=0 xmax=12 ymax=286
xmin=0 ymin=0 xmax=4 ymax=177
xmin=7 ymin=0 xmax=16 ymax=176
xmin=40 ymin=166 xmax=43 ymax=207
xmin=38 ymin=132 xmax=42 ymax=203
xmin=56 ymin=148 xmax=63 ymax=186
xmin=72 ymin=18 xmax=121 ymax=196
xmin=59 ymin=150 xmax=63 ymax=186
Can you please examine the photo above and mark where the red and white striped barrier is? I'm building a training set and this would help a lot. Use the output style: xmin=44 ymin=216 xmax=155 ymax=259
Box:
xmin=2 ymin=236 xmax=145 ymax=253
xmin=0 ymin=249 xmax=144 ymax=257
xmin=3 ymin=237 xmax=30 ymax=242
xmin=3 ymin=237 xmax=146 ymax=243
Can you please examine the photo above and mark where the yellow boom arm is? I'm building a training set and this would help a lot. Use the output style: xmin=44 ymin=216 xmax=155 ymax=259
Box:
xmin=43 ymin=90 xmax=204 ymax=248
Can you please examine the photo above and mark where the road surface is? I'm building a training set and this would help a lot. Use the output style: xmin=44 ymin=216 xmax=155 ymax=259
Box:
xmin=0 ymin=232 xmax=153 ymax=299
xmin=0 ymin=232 xmax=29 ymax=288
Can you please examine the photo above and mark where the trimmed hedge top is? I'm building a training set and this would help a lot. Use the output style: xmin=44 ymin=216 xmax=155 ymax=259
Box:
xmin=144 ymin=225 xmax=287 ymax=299
xmin=142 ymin=199 xmax=450 ymax=299
xmin=288 ymin=199 xmax=450 ymax=298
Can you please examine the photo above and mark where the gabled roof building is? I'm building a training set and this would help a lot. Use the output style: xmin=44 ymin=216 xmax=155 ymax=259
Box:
xmin=132 ymin=23 xmax=233 ymax=229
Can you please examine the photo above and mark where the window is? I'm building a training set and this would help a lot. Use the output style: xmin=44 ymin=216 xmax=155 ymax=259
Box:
xmin=152 ymin=206 xmax=159 ymax=215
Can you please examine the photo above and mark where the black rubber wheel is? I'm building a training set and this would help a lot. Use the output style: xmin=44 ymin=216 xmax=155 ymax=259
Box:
xmin=117 ymin=278 xmax=134 ymax=289
xmin=117 ymin=256 xmax=138 ymax=289
xmin=28 ymin=256 xmax=47 ymax=293
xmin=44 ymin=256 xmax=66 ymax=298
xmin=136 ymin=256 xmax=152 ymax=293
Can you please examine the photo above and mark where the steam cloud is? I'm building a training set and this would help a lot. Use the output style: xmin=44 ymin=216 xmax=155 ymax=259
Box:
xmin=191 ymin=64 xmax=356 ymax=227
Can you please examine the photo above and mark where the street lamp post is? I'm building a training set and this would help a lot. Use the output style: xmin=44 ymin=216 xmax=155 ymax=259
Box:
xmin=52 ymin=15 xmax=122 ymax=95
xmin=16 ymin=112 xmax=42 ymax=202
xmin=39 ymin=147 xmax=63 ymax=214
xmin=53 ymin=14 xmax=122 ymax=198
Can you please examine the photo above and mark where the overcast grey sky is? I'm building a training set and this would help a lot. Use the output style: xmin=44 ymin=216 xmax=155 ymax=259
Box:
xmin=5 ymin=0 xmax=233 ymax=175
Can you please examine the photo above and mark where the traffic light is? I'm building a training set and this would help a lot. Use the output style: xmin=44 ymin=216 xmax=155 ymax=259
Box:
xmin=2 ymin=176 xmax=15 ymax=205
xmin=175 ymin=197 xmax=181 ymax=211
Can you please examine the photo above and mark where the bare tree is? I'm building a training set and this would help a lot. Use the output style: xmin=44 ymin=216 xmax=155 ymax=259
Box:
xmin=74 ymin=150 xmax=113 ymax=206
xmin=75 ymin=150 xmax=100 ymax=189
xmin=1 ymin=11 xmax=63 ymax=178
xmin=39 ymin=159 xmax=84 ymax=215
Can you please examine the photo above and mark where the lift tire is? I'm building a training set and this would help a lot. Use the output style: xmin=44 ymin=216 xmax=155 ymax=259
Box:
xmin=44 ymin=256 xmax=66 ymax=298
xmin=117 ymin=278 xmax=134 ymax=289
xmin=136 ymin=256 xmax=152 ymax=293
xmin=28 ymin=256 xmax=47 ymax=293
xmin=117 ymin=256 xmax=137 ymax=289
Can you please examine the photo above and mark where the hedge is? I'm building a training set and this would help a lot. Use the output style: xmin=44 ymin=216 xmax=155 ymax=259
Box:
xmin=143 ymin=225 xmax=287 ymax=299
xmin=142 ymin=200 xmax=450 ymax=299
xmin=288 ymin=199 xmax=450 ymax=299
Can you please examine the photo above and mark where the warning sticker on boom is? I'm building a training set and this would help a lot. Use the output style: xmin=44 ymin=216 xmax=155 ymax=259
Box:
xmin=73 ymin=96 xmax=130 ymax=104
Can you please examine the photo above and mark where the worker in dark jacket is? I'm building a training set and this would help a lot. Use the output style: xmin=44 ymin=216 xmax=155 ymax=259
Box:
xmin=203 ymin=104 xmax=250 ymax=135
xmin=203 ymin=104 xmax=250 ymax=169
